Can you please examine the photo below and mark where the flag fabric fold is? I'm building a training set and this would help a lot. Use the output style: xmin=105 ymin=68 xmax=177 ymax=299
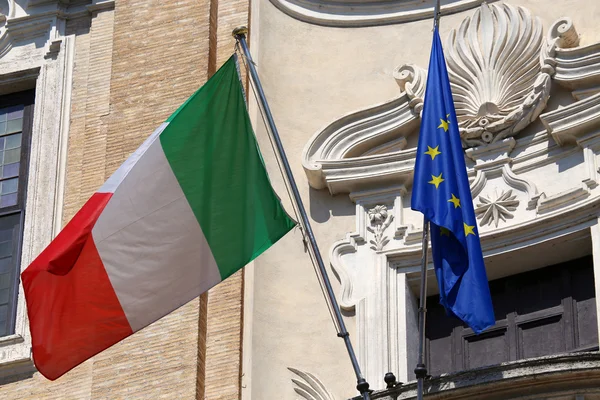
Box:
xmin=22 ymin=55 xmax=296 ymax=380
xmin=411 ymin=28 xmax=495 ymax=334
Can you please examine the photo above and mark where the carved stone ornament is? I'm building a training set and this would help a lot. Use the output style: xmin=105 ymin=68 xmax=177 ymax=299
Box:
xmin=445 ymin=2 xmax=550 ymax=147
xmin=301 ymin=2 xmax=588 ymax=195
xmin=475 ymin=188 xmax=519 ymax=227
xmin=288 ymin=367 xmax=336 ymax=400
xmin=367 ymin=205 xmax=394 ymax=251
xmin=301 ymin=1 xmax=600 ymax=393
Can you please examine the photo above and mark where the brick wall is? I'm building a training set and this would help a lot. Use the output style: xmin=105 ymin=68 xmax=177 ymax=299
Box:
xmin=0 ymin=0 xmax=249 ymax=398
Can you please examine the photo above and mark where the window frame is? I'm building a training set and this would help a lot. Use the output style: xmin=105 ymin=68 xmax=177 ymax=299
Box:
xmin=0 ymin=89 xmax=34 ymax=337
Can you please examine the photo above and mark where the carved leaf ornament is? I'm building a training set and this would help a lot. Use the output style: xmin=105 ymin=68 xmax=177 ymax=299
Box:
xmin=288 ymin=367 xmax=336 ymax=400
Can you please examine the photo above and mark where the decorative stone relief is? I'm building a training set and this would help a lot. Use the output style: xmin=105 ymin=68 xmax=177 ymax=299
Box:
xmin=475 ymin=189 xmax=518 ymax=227
xmin=367 ymin=205 xmax=393 ymax=251
xmin=288 ymin=367 xmax=335 ymax=400
xmin=300 ymin=3 xmax=600 ymax=393
xmin=444 ymin=3 xmax=550 ymax=147
xmin=269 ymin=0 xmax=489 ymax=28
xmin=301 ymin=2 xmax=585 ymax=196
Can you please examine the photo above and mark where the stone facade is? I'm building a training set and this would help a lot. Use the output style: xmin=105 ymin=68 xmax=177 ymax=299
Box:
xmin=2 ymin=0 xmax=600 ymax=400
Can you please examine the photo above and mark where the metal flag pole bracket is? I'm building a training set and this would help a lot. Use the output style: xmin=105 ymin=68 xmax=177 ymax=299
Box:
xmin=232 ymin=26 xmax=372 ymax=400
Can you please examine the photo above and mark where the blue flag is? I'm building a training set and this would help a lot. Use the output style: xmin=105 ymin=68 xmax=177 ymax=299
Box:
xmin=411 ymin=28 xmax=495 ymax=334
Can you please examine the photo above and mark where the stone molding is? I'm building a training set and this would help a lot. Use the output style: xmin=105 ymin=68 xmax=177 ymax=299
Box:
xmin=269 ymin=0 xmax=491 ymax=28
xmin=0 ymin=0 xmax=115 ymax=59
xmin=301 ymin=3 xmax=587 ymax=196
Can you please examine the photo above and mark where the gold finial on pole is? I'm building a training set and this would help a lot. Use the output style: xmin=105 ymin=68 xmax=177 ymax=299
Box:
xmin=232 ymin=26 xmax=249 ymax=38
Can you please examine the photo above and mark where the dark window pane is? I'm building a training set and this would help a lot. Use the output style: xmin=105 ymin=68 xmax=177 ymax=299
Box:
xmin=0 ymin=193 xmax=17 ymax=207
xmin=0 ymin=91 xmax=32 ymax=338
xmin=1 ymin=178 xmax=18 ymax=194
xmin=0 ymin=257 xmax=11 ymax=273
xmin=0 ymin=272 xmax=9 ymax=289
xmin=2 ymin=162 xmax=19 ymax=179
xmin=4 ymin=148 xmax=19 ymax=164
xmin=5 ymin=119 xmax=22 ymax=135
xmin=5 ymin=133 xmax=21 ymax=150
xmin=5 ymin=106 xmax=24 ymax=120
xmin=0 ymin=288 xmax=8 ymax=304
xmin=0 ymin=241 xmax=11 ymax=258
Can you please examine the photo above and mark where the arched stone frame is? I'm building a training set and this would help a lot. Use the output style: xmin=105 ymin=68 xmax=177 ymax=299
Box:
xmin=269 ymin=0 xmax=493 ymax=27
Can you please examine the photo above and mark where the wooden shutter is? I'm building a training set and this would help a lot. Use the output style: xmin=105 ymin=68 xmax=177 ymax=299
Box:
xmin=425 ymin=256 xmax=598 ymax=376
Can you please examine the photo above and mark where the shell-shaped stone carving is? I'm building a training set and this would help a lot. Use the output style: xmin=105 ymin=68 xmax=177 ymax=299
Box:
xmin=444 ymin=2 xmax=550 ymax=147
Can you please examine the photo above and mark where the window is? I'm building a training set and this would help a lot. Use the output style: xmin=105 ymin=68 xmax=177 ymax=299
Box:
xmin=425 ymin=256 xmax=598 ymax=376
xmin=0 ymin=90 xmax=33 ymax=337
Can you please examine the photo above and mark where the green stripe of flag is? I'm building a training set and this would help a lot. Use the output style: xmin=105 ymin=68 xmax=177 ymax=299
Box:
xmin=159 ymin=56 xmax=296 ymax=279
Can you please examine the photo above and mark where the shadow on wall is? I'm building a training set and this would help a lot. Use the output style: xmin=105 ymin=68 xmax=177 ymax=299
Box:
xmin=309 ymin=187 xmax=355 ymax=223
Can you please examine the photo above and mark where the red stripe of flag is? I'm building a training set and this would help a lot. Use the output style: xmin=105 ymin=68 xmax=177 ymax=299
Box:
xmin=22 ymin=192 xmax=133 ymax=380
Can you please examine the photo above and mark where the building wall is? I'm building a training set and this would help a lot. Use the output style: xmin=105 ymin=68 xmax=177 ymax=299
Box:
xmin=0 ymin=0 xmax=248 ymax=398
xmin=245 ymin=0 xmax=600 ymax=399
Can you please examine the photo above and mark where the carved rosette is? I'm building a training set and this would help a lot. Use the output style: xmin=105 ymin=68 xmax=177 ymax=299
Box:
xmin=475 ymin=189 xmax=519 ymax=227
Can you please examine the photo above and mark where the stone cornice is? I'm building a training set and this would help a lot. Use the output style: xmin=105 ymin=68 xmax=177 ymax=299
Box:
xmin=540 ymin=91 xmax=600 ymax=146
xmin=389 ymin=193 xmax=600 ymax=269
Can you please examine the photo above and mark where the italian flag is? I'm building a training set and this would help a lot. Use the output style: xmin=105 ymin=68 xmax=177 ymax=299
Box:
xmin=21 ymin=56 xmax=295 ymax=381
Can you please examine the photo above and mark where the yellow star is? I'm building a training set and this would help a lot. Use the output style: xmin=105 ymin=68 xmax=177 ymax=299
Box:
xmin=438 ymin=114 xmax=451 ymax=132
xmin=464 ymin=223 xmax=476 ymax=237
xmin=448 ymin=194 xmax=461 ymax=208
xmin=428 ymin=173 xmax=444 ymax=189
xmin=424 ymin=145 xmax=441 ymax=160
xmin=440 ymin=227 xmax=450 ymax=237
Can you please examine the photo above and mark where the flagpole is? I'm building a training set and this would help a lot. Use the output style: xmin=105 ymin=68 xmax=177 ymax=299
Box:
xmin=415 ymin=2 xmax=442 ymax=400
xmin=232 ymin=27 xmax=371 ymax=400
xmin=415 ymin=216 xmax=430 ymax=400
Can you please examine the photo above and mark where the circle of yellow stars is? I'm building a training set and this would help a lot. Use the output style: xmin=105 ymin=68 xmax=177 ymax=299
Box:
xmin=424 ymin=114 xmax=476 ymax=238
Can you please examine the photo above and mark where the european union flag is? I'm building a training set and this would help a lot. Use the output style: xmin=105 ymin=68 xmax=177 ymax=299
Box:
xmin=411 ymin=28 xmax=495 ymax=334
